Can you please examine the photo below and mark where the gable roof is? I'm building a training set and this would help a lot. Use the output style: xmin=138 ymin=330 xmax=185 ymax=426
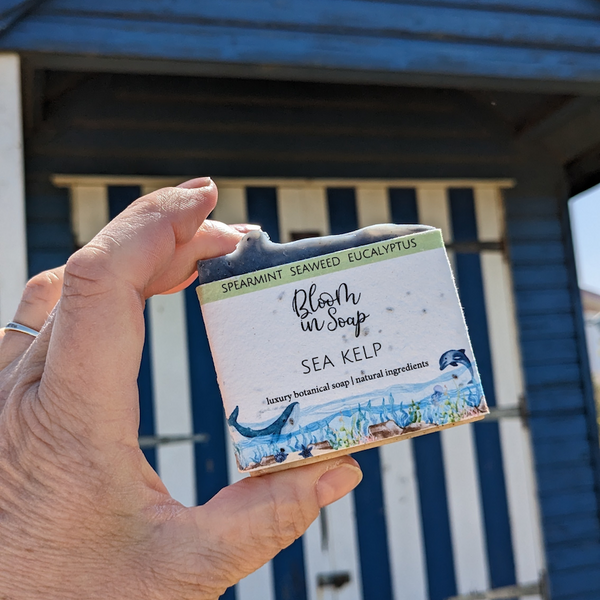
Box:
xmin=2 ymin=0 xmax=600 ymax=94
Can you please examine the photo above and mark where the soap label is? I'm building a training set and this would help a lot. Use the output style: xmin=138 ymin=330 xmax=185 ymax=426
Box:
xmin=198 ymin=229 xmax=488 ymax=472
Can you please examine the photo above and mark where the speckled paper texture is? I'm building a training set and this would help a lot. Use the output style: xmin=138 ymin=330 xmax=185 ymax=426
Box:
xmin=197 ymin=229 xmax=488 ymax=473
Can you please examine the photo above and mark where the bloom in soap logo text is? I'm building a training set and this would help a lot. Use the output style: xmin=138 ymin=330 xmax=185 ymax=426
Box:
xmin=291 ymin=282 xmax=369 ymax=337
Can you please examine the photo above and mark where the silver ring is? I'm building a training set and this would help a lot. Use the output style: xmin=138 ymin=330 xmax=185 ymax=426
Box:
xmin=3 ymin=321 xmax=39 ymax=338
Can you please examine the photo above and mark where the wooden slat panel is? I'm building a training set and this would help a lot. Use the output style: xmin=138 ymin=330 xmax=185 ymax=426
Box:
xmin=476 ymin=188 xmax=549 ymax=599
xmin=5 ymin=14 xmax=600 ymax=92
xmin=35 ymin=1 xmax=600 ymax=51
xmin=543 ymin=512 xmax=600 ymax=546
xmin=537 ymin=464 xmax=595 ymax=496
xmin=512 ymin=265 xmax=569 ymax=289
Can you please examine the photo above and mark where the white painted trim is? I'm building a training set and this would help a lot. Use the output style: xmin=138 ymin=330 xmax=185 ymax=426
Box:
xmin=441 ymin=425 xmax=490 ymax=594
xmin=277 ymin=186 xmax=329 ymax=242
xmin=380 ymin=440 xmax=429 ymax=600
xmin=303 ymin=494 xmax=363 ymax=600
xmin=0 ymin=53 xmax=27 ymax=324
xmin=52 ymin=174 xmax=516 ymax=190
xmin=70 ymin=185 xmax=109 ymax=246
xmin=356 ymin=186 xmax=389 ymax=228
xmin=148 ymin=292 xmax=196 ymax=507
xmin=211 ymin=186 xmax=247 ymax=225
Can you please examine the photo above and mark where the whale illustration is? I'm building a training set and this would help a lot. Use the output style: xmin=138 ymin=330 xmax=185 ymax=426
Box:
xmin=228 ymin=402 xmax=300 ymax=439
xmin=439 ymin=349 xmax=475 ymax=383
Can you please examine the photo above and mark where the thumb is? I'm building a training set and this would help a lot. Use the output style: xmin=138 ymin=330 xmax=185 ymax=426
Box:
xmin=193 ymin=457 xmax=362 ymax=586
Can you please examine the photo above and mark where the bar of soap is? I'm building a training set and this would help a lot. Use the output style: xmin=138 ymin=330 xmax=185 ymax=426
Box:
xmin=197 ymin=225 xmax=488 ymax=475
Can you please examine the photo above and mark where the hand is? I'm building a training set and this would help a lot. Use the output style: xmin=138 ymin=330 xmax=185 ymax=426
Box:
xmin=0 ymin=178 xmax=363 ymax=600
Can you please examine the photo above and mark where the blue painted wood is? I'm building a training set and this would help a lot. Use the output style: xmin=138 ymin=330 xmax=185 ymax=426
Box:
xmin=413 ymin=433 xmax=457 ymax=600
xmin=449 ymin=188 xmax=517 ymax=591
xmin=551 ymin=566 xmax=600 ymax=598
xmin=352 ymin=448 xmax=394 ymax=600
xmin=547 ymin=542 xmax=600 ymax=572
xmin=511 ymin=265 xmax=569 ymax=289
xmin=244 ymin=186 xmax=304 ymax=600
xmin=246 ymin=187 xmax=280 ymax=243
xmin=0 ymin=0 xmax=42 ymax=33
xmin=539 ymin=489 xmax=599 ymax=519
xmin=525 ymin=363 xmax=581 ymax=387
xmin=388 ymin=187 xmax=418 ymax=224
xmin=507 ymin=218 xmax=563 ymax=240
xmin=4 ymin=12 xmax=600 ymax=91
xmin=325 ymin=186 xmax=393 ymax=600
xmin=537 ymin=464 xmax=595 ymax=495
xmin=514 ymin=289 xmax=572 ymax=314
xmin=509 ymin=241 xmax=566 ymax=263
xmin=19 ymin=0 xmax=600 ymax=53
xmin=327 ymin=187 xmax=358 ymax=235
xmin=535 ymin=437 xmax=591 ymax=468
xmin=184 ymin=285 xmax=230 ymax=504
xmin=519 ymin=313 xmax=575 ymax=339
xmin=107 ymin=186 xmax=157 ymax=470
xmin=543 ymin=511 xmax=600 ymax=546
xmin=529 ymin=413 xmax=590 ymax=441
xmin=527 ymin=386 xmax=588 ymax=414
xmin=521 ymin=337 xmax=578 ymax=365
xmin=26 ymin=221 xmax=73 ymax=248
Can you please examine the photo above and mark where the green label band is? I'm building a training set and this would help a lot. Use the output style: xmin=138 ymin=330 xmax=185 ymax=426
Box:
xmin=197 ymin=229 xmax=444 ymax=304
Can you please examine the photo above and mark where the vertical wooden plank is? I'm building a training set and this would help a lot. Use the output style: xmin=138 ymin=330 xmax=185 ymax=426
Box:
xmin=277 ymin=186 xmax=329 ymax=241
xmin=211 ymin=185 xmax=247 ymax=224
xmin=148 ymin=291 xmax=196 ymax=507
xmin=361 ymin=185 xmax=429 ymax=600
xmin=416 ymin=185 xmax=490 ymax=597
xmin=213 ymin=186 xmax=273 ymax=600
xmin=475 ymin=186 xmax=545 ymax=598
xmin=273 ymin=185 xmax=362 ymax=600
xmin=303 ymin=495 xmax=363 ymax=600
xmin=70 ymin=185 xmax=109 ymax=247
xmin=389 ymin=187 xmax=419 ymax=225
xmin=0 ymin=54 xmax=26 ymax=323
xmin=326 ymin=186 xmax=391 ymax=600
xmin=449 ymin=188 xmax=517 ymax=592
xmin=355 ymin=186 xmax=388 ymax=227
xmin=416 ymin=187 xmax=453 ymax=243
xmin=246 ymin=185 xmax=306 ymax=600
xmin=380 ymin=440 xmax=429 ymax=600
xmin=441 ymin=425 xmax=491 ymax=595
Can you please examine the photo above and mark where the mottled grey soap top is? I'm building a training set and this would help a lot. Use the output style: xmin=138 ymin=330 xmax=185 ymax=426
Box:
xmin=197 ymin=224 xmax=434 ymax=284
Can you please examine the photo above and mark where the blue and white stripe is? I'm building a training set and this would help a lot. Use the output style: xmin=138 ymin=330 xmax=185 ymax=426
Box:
xmin=58 ymin=175 xmax=544 ymax=600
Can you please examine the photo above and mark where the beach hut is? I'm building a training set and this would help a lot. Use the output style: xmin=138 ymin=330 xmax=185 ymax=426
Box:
xmin=1 ymin=2 xmax=600 ymax=599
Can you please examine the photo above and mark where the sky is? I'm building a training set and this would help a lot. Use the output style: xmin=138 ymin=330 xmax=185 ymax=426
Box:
xmin=570 ymin=184 xmax=600 ymax=295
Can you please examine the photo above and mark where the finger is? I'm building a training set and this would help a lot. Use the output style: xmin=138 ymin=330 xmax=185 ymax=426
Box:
xmin=0 ymin=267 xmax=64 ymax=370
xmin=188 ymin=457 xmax=363 ymax=591
xmin=42 ymin=180 xmax=241 ymax=446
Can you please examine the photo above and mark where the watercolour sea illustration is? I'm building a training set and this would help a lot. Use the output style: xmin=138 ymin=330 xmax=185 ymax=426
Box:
xmin=229 ymin=355 xmax=487 ymax=471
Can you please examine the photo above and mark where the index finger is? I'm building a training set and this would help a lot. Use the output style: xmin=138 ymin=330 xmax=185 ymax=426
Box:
xmin=42 ymin=180 xmax=241 ymax=447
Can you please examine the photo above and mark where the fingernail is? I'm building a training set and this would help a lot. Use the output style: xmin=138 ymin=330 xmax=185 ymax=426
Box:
xmin=231 ymin=224 xmax=262 ymax=233
xmin=317 ymin=464 xmax=363 ymax=507
xmin=177 ymin=177 xmax=213 ymax=189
